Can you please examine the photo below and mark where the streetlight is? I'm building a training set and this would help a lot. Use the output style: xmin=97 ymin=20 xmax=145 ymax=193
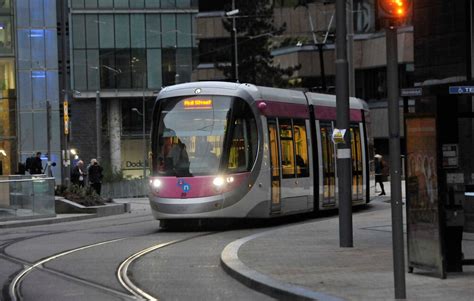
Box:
xmin=90 ymin=65 xmax=121 ymax=163
xmin=131 ymin=107 xmax=147 ymax=180
xmin=226 ymin=3 xmax=239 ymax=82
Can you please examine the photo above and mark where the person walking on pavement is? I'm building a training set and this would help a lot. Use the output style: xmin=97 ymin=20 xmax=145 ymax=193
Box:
xmin=71 ymin=160 xmax=86 ymax=187
xmin=375 ymin=154 xmax=386 ymax=196
xmin=88 ymin=158 xmax=103 ymax=195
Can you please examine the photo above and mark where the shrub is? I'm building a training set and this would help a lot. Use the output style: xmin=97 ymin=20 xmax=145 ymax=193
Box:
xmin=56 ymin=184 xmax=109 ymax=206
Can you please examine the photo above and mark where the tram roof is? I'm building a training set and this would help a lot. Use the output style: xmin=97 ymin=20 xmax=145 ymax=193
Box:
xmin=158 ymin=81 xmax=367 ymax=111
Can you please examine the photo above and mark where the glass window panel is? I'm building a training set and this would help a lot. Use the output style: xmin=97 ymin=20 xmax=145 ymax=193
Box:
xmin=115 ymin=14 xmax=130 ymax=48
xmin=17 ymin=29 xmax=31 ymax=69
xmin=45 ymin=29 xmax=58 ymax=69
xmin=98 ymin=0 xmax=113 ymax=7
xmin=145 ymin=0 xmax=160 ymax=8
xmin=162 ymin=14 xmax=176 ymax=48
xmin=30 ymin=0 xmax=44 ymax=27
xmin=87 ymin=50 xmax=100 ymax=90
xmin=176 ymin=0 xmax=190 ymax=8
xmin=116 ymin=49 xmax=131 ymax=88
xmin=146 ymin=15 xmax=161 ymax=48
xmin=32 ymin=71 xmax=46 ymax=109
xmin=18 ymin=71 xmax=32 ymax=110
xmin=131 ymin=14 xmax=145 ymax=48
xmin=176 ymin=14 xmax=191 ymax=47
xmin=130 ymin=0 xmax=145 ymax=8
xmin=85 ymin=14 xmax=99 ymax=48
xmin=161 ymin=0 xmax=175 ymax=8
xmin=131 ymin=49 xmax=146 ymax=88
xmin=147 ymin=49 xmax=162 ymax=89
xmin=19 ymin=113 xmax=34 ymax=150
xmin=16 ymin=0 xmax=29 ymax=27
xmin=32 ymin=112 xmax=47 ymax=149
xmin=192 ymin=13 xmax=197 ymax=48
xmin=280 ymin=119 xmax=295 ymax=178
xmin=161 ymin=48 xmax=176 ymax=86
xmin=176 ymin=48 xmax=192 ymax=84
xmin=72 ymin=15 xmax=86 ymax=49
xmin=73 ymin=50 xmax=87 ymax=91
xmin=294 ymin=119 xmax=309 ymax=177
xmin=114 ymin=0 xmax=129 ymax=8
xmin=72 ymin=0 xmax=85 ymax=8
xmin=99 ymin=49 xmax=116 ymax=88
xmin=46 ymin=71 xmax=59 ymax=105
xmin=44 ymin=0 xmax=57 ymax=27
xmin=84 ymin=0 xmax=98 ymax=8
xmin=0 ymin=58 xmax=15 ymax=91
xmin=31 ymin=30 xmax=46 ymax=69
xmin=99 ymin=15 xmax=114 ymax=48
xmin=0 ymin=17 xmax=13 ymax=54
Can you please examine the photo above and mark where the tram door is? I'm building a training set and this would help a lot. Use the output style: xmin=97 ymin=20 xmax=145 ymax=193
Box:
xmin=320 ymin=123 xmax=336 ymax=206
xmin=268 ymin=120 xmax=281 ymax=213
xmin=350 ymin=125 xmax=364 ymax=202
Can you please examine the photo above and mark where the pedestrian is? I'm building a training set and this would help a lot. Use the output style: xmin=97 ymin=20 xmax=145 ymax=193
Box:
xmin=29 ymin=152 xmax=43 ymax=174
xmin=375 ymin=154 xmax=386 ymax=196
xmin=88 ymin=158 xmax=103 ymax=195
xmin=71 ymin=160 xmax=86 ymax=187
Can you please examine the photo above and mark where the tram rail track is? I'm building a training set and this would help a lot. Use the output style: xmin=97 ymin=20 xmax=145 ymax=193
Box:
xmin=6 ymin=230 xmax=220 ymax=301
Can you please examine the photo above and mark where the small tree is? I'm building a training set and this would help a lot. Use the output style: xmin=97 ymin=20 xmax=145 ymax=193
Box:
xmin=219 ymin=0 xmax=300 ymax=87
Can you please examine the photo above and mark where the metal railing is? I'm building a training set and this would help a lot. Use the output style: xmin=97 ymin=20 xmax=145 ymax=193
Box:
xmin=0 ymin=175 xmax=56 ymax=221
xmin=101 ymin=179 xmax=148 ymax=199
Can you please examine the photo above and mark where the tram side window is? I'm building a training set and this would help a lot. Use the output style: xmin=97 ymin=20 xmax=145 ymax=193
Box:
xmin=227 ymin=99 xmax=257 ymax=173
xmin=279 ymin=119 xmax=295 ymax=178
xmin=294 ymin=119 xmax=309 ymax=177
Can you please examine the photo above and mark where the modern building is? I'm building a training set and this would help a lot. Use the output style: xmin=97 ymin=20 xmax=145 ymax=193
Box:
xmin=193 ymin=0 xmax=414 ymax=155
xmin=0 ymin=0 xmax=15 ymax=176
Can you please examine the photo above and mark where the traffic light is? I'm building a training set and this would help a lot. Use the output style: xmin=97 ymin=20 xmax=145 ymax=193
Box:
xmin=377 ymin=0 xmax=411 ymax=24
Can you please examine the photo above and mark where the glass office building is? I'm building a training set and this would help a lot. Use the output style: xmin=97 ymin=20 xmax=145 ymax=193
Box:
xmin=69 ymin=0 xmax=198 ymax=178
xmin=0 ymin=0 xmax=15 ymax=176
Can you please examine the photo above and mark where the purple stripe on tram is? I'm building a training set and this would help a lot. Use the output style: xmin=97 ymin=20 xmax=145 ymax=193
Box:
xmin=255 ymin=100 xmax=309 ymax=118
xmin=256 ymin=100 xmax=362 ymax=122
xmin=314 ymin=106 xmax=362 ymax=122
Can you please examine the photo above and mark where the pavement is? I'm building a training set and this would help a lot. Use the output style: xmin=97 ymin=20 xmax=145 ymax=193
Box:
xmin=222 ymin=183 xmax=474 ymax=301
xmin=2 ymin=184 xmax=474 ymax=300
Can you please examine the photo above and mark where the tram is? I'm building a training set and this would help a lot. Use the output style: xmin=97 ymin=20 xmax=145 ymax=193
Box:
xmin=148 ymin=81 xmax=374 ymax=225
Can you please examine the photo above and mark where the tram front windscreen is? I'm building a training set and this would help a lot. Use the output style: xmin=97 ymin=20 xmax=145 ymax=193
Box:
xmin=152 ymin=96 xmax=257 ymax=177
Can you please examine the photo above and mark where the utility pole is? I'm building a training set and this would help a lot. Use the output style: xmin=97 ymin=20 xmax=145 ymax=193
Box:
xmin=377 ymin=0 xmax=410 ymax=298
xmin=96 ymin=91 xmax=101 ymax=163
xmin=60 ymin=0 xmax=70 ymax=185
xmin=347 ymin=0 xmax=355 ymax=97
xmin=336 ymin=0 xmax=353 ymax=248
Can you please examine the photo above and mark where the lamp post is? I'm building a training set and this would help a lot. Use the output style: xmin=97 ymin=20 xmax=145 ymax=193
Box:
xmin=226 ymin=3 xmax=240 ymax=82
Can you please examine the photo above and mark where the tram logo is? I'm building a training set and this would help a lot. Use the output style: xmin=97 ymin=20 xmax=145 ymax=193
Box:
xmin=177 ymin=179 xmax=191 ymax=193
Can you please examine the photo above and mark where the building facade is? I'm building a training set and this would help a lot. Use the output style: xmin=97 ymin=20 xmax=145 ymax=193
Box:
xmin=0 ymin=0 xmax=15 ymax=176
xmin=68 ymin=0 xmax=198 ymax=178
xmin=193 ymin=0 xmax=414 ymax=156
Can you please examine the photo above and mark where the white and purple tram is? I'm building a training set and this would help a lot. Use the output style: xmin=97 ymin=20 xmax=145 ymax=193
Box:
xmin=148 ymin=81 xmax=374 ymax=225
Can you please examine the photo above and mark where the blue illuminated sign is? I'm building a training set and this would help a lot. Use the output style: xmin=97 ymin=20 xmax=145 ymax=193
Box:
xmin=449 ymin=86 xmax=474 ymax=94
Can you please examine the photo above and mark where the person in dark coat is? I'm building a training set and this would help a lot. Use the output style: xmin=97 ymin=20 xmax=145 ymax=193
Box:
xmin=88 ymin=158 xmax=103 ymax=195
xmin=375 ymin=154 xmax=386 ymax=196
xmin=29 ymin=152 xmax=43 ymax=174
xmin=71 ymin=160 xmax=86 ymax=187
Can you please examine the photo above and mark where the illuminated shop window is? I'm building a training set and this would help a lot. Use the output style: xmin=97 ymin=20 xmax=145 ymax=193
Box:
xmin=0 ymin=16 xmax=12 ymax=54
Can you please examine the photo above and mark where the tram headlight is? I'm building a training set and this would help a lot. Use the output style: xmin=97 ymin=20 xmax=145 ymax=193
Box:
xmin=213 ymin=177 xmax=225 ymax=187
xmin=150 ymin=179 xmax=162 ymax=188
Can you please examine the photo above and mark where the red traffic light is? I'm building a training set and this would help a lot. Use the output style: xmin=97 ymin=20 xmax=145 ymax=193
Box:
xmin=378 ymin=0 xmax=411 ymax=20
